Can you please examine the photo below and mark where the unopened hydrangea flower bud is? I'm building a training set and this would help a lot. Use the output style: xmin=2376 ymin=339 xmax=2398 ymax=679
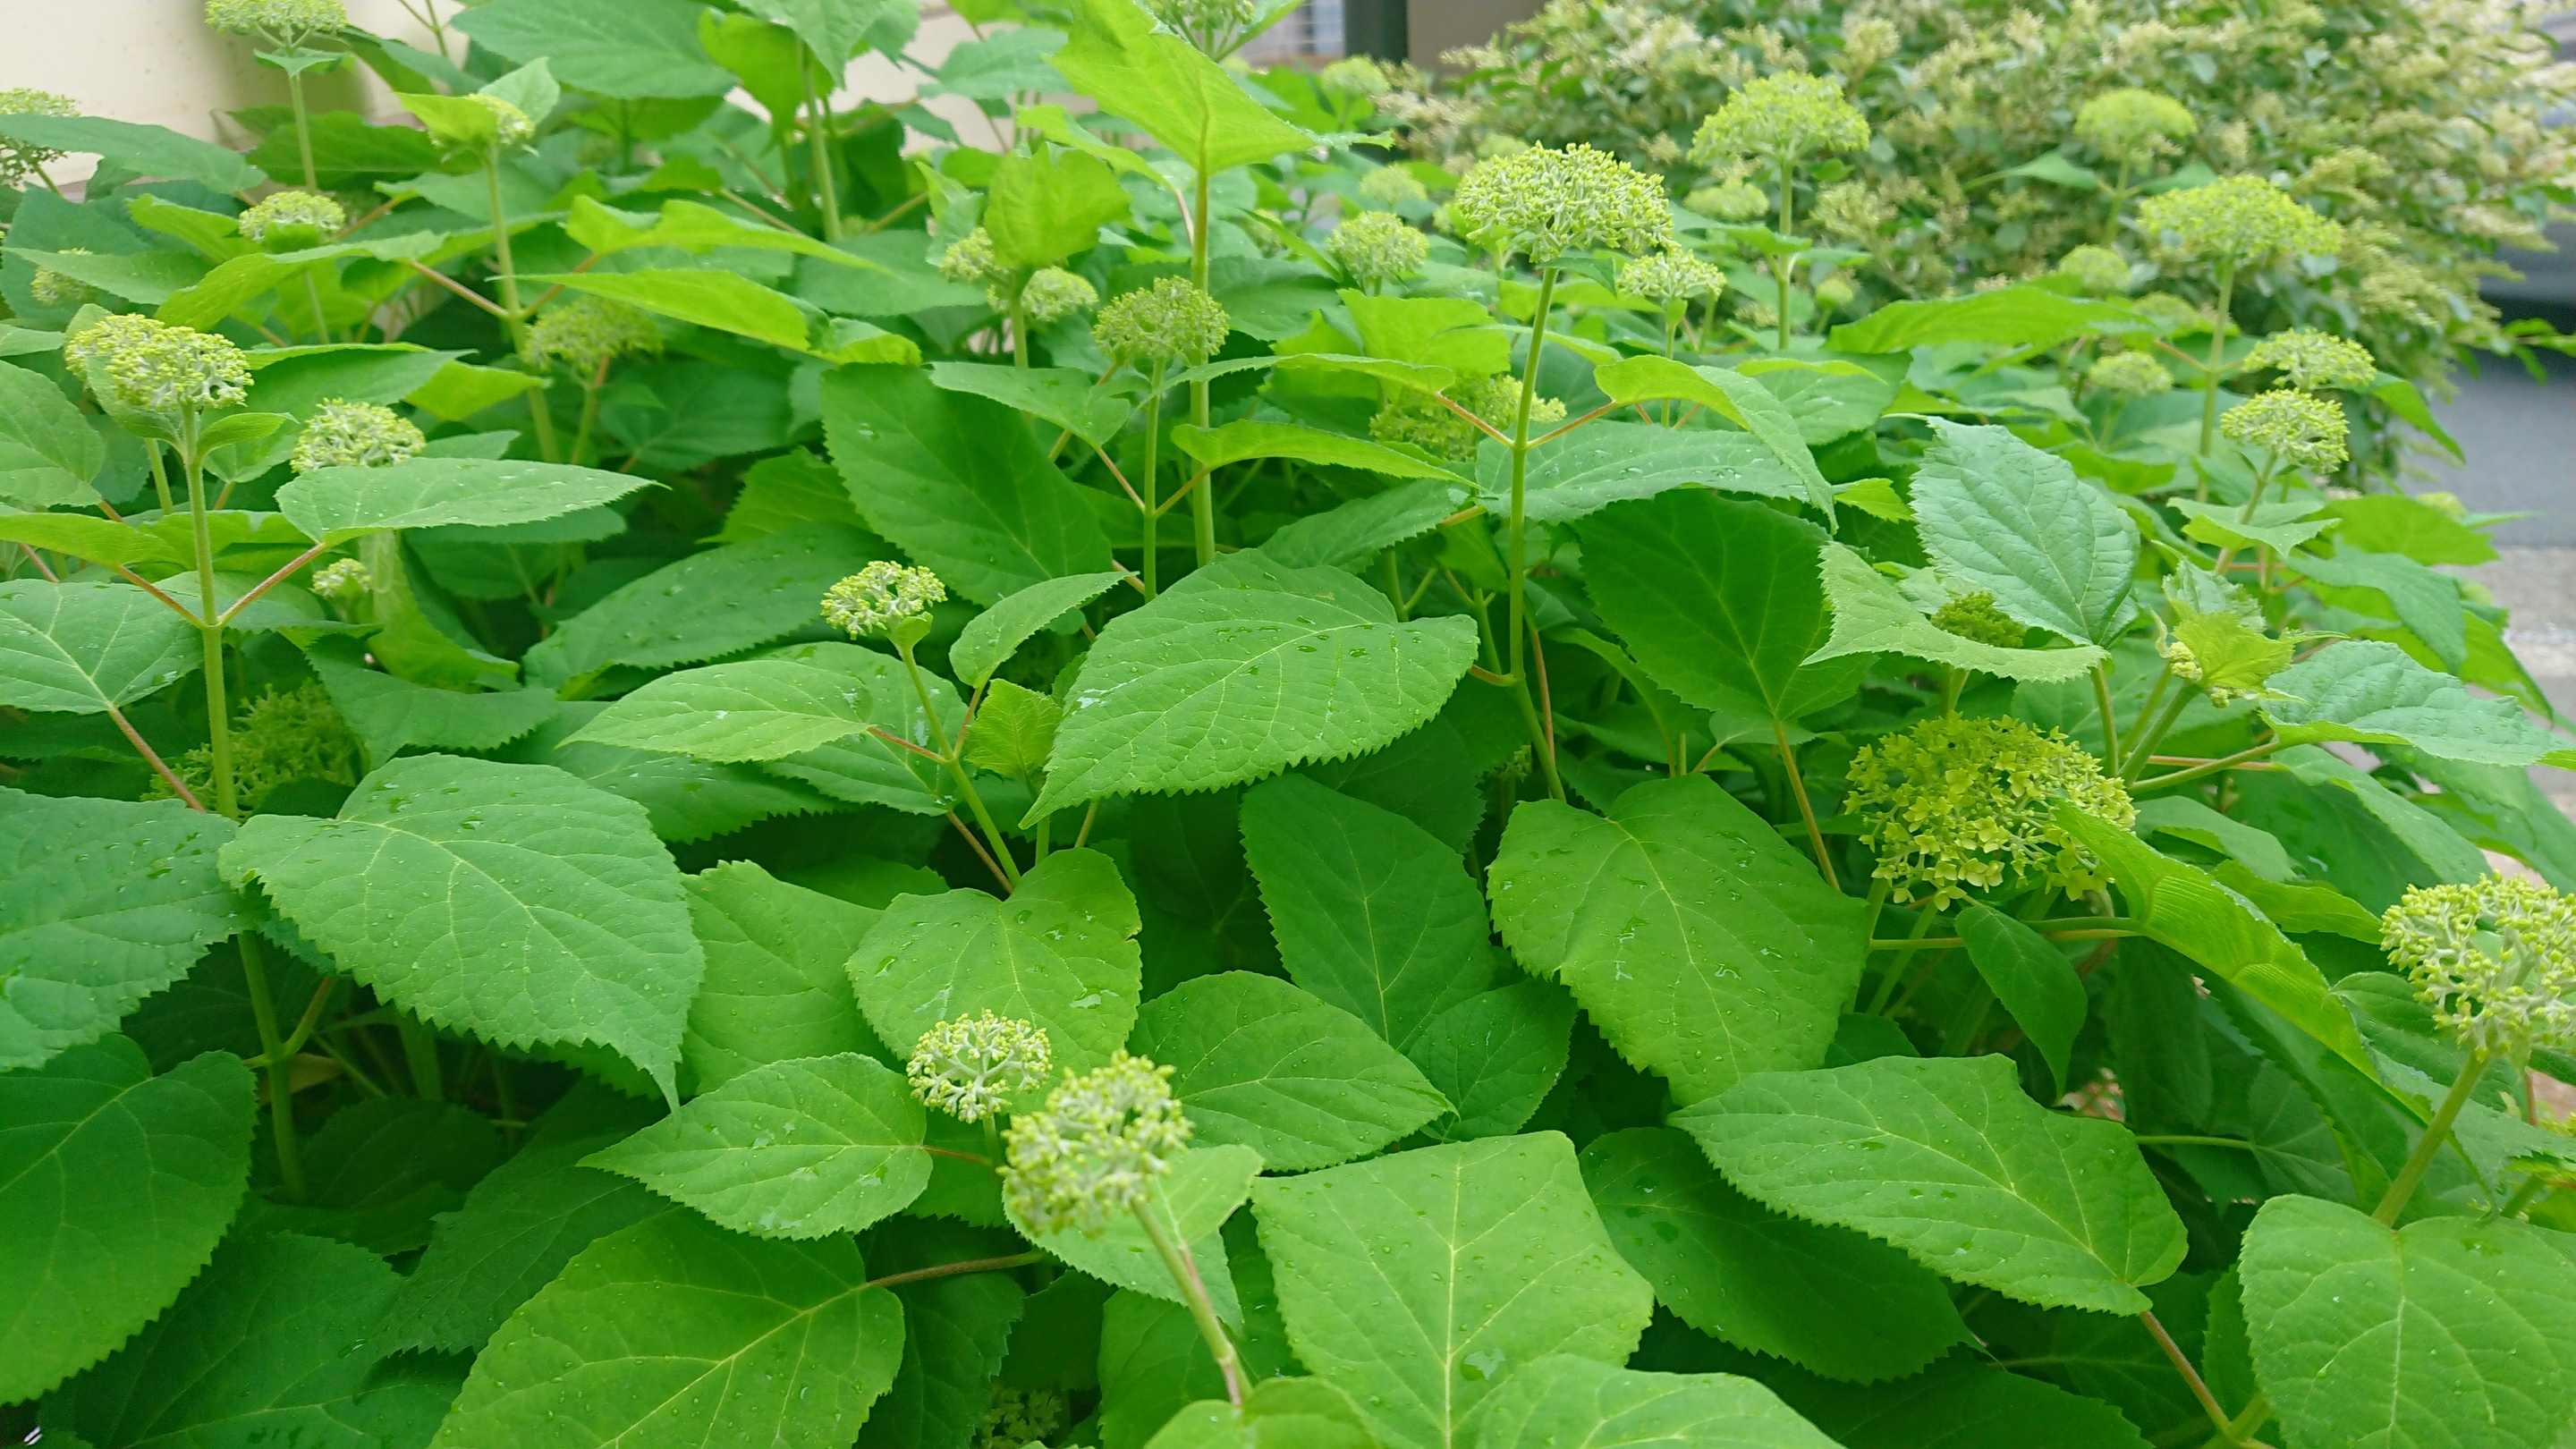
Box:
xmin=1690 ymin=72 xmax=1870 ymax=165
xmin=2243 ymin=328 xmax=2377 ymax=391
xmin=147 ymin=682 xmax=361 ymax=808
xmin=1358 ymin=165 xmax=1428 ymax=209
xmin=467 ymin=94 xmax=534 ymax=151
xmin=823 ymin=560 xmax=947 ymax=639
xmin=239 ymin=189 xmax=345 ymax=246
xmin=0 ymin=89 xmax=79 ymax=189
xmin=907 ymin=1012 xmax=1054 ymax=1123
xmin=2131 ymin=292 xmax=2204 ymax=333
xmin=1146 ymin=0 xmax=1257 ymax=50
xmin=2135 ymin=175 xmax=2343 ymax=267
xmin=2087 ymin=352 xmax=2174 ymax=396
xmin=205 ymin=0 xmax=346 ymax=42
xmin=1002 ymin=1051 xmax=1191 ymax=1237
xmin=2221 ymin=388 xmax=2348 ymax=472
xmin=1327 ymin=210 xmax=1429 ymax=288
xmin=2381 ymin=877 xmax=2576 ymax=1056
xmin=1369 ymin=375 xmax=1562 ymax=461
xmin=1318 ymin=56 xmax=1392 ymax=99
xmin=1688 ymin=181 xmax=1772 ymax=223
xmin=1929 ymin=591 xmax=2026 ymax=648
xmin=1620 ymin=249 xmax=1727 ymax=307
xmin=527 ymin=295 xmax=662 ymax=377
xmin=2055 ymin=244 xmax=2133 ymax=296
xmin=1017 ymin=267 xmax=1097 ymax=326
xmin=30 ymin=250 xmax=91 ymax=308
xmin=979 ymin=1387 xmax=1069 ymax=1449
xmin=292 ymin=399 xmax=425 ymax=473
xmin=106 ymin=323 xmax=251 ymax=415
xmin=310 ymin=556 xmax=371 ymax=603
xmin=938 ymin=227 xmax=1004 ymax=286
xmin=1092 ymin=277 xmax=1231 ymax=367
xmin=62 ymin=312 xmax=164 ymax=378
xmin=1813 ymin=275 xmax=1856 ymax=310
xmin=1450 ymin=143 xmax=1672 ymax=262
xmin=2072 ymin=89 xmax=2197 ymax=167
xmin=1846 ymin=715 xmax=2135 ymax=908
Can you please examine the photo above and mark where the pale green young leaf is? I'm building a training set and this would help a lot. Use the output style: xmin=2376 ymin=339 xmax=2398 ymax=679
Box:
xmin=1953 ymin=902 xmax=2088 ymax=1096
xmin=1172 ymin=420 xmax=1472 ymax=483
xmin=0 ymin=513 xmax=191 ymax=573
xmin=452 ymin=0 xmax=739 ymax=97
xmin=849 ymin=847 xmax=1142 ymax=1077
xmin=523 ymin=521 xmax=886 ymax=686
xmin=1259 ymin=479 xmax=1468 ymax=572
xmin=1587 ymin=357 xmax=1835 ymax=520
xmin=1 ymin=791 xmax=245 ymax=1072
xmin=951 ymin=572 xmax=1123 ymax=688
xmin=2261 ymin=640 xmax=2568 ymax=768
xmin=1130 ymin=970 xmax=1452 ymax=1171
xmin=927 ymin=364 xmax=1133 ymax=450
xmin=1825 ymin=286 xmax=2137 ymax=352
xmin=987 ymin=147 xmax=1133 ymax=268
xmin=2169 ymin=498 xmax=2339 ymax=555
xmin=821 ymin=364 xmax=1116 ymax=606
xmin=564 ymin=195 xmax=869 ymax=267
xmin=1487 ymin=776 xmax=1867 ymax=1106
xmin=1407 ymin=980 xmax=1577 ymax=1141
xmin=1009 ymin=1143 xmax=1260 ymax=1324
xmin=275 ymin=457 xmax=654 ymax=547
xmin=962 ymin=679 xmax=1063 ymax=784
xmin=427 ymin=1210 xmax=906 ymax=1449
xmin=1029 ymin=554 xmax=1479 ymax=818
xmin=1053 ymin=0 xmax=1312 ymax=175
xmin=0 ymin=580 xmax=198 ymax=715
xmin=683 ymin=860 xmax=889 ymax=1091
xmin=0 ymin=361 xmax=104 ymax=507
xmin=586 ymin=1053 xmax=929 ymax=1237
xmin=1809 ymin=543 xmax=2105 ymax=682
xmin=0 ymin=1038 xmax=252 ymax=1403
xmin=1909 ymin=421 xmax=2139 ymax=645
xmin=1144 ymin=1380 xmax=1381 ymax=1449
xmin=1673 ymin=1055 xmax=2188 ymax=1314
xmin=755 ymin=642 xmax=964 ymax=815
xmin=222 ymin=755 xmax=703 ymax=1102
xmin=1739 ymin=357 xmax=1902 ymax=445
xmin=1471 ymin=1355 xmax=1842 ymax=1449
xmin=2131 ymin=795 xmax=2297 ymax=882
xmin=302 ymin=635 xmax=556 ymax=766
xmin=2240 ymin=1194 xmax=2576 ymax=1449
xmin=569 ymin=656 xmax=885 ymax=762
xmin=1251 ymin=1133 xmax=1657 ymax=1449
xmin=0 ymin=113 xmax=266 ymax=192
xmin=1577 ymin=1128 xmax=1967 ymax=1385
xmin=2289 ymin=549 xmax=2469 ymax=671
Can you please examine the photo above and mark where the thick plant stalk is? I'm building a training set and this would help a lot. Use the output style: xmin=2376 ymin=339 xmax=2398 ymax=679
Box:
xmin=1188 ymin=168 xmax=1217 ymax=569
xmin=1775 ymin=157 xmax=1797 ymax=352
xmin=1504 ymin=266 xmax=1565 ymax=801
xmin=1135 ymin=1199 xmax=1245 ymax=1407
xmin=2372 ymin=1051 xmax=2490 ymax=1224
xmin=2195 ymin=262 xmax=2236 ymax=463
xmin=284 ymin=68 xmax=319 ymax=191
xmin=1776 ymin=719 xmax=1837 ymax=887
xmin=895 ymin=640 xmax=1021 ymax=887
xmin=801 ymin=54 xmax=843 ymax=242
xmin=483 ymin=149 xmax=558 ymax=462
xmin=1139 ymin=363 xmax=1165 ymax=598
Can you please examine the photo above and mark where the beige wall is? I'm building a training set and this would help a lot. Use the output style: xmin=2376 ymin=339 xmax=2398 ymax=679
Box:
xmin=1409 ymin=0 xmax=1543 ymax=71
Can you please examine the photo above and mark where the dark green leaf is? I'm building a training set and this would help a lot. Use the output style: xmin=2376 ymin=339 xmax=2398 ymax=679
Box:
xmin=0 ymin=113 xmax=264 ymax=192
xmin=1953 ymin=902 xmax=2087 ymax=1095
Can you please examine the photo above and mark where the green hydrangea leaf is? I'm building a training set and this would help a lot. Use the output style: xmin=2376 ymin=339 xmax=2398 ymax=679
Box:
xmin=522 ymin=521 xmax=886 ymax=688
xmin=986 ymin=148 xmax=1134 ymax=267
xmin=242 ymin=1097 xmax=510 ymax=1257
xmin=0 ymin=112 xmax=266 ymax=193
xmin=275 ymin=456 xmax=655 ymax=547
xmin=1739 ymin=356 xmax=1902 ymax=446
xmin=2287 ymin=549 xmax=2468 ymax=671
xmin=1587 ymin=358 xmax=1836 ymax=520
xmin=1105 ymin=1291 xmax=1242 ymax=1449
xmin=1008 ymin=1143 xmax=1261 ymax=1325
xmin=2262 ymin=640 xmax=2568 ymax=768
xmin=1251 ymin=1132 xmax=1657 ymax=1449
xmin=0 ymin=358 xmax=105 ymax=508
xmin=302 ymin=634 xmax=557 ymax=767
xmin=1053 ymin=0 xmax=1312 ymax=176
xmin=962 ymin=679 xmax=1064 ymax=784
xmin=1130 ymin=970 xmax=1452 ymax=1171
xmin=683 ymin=860 xmax=890 ymax=1092
xmin=1909 ymin=421 xmax=2139 ymax=646
xmin=222 ymin=755 xmax=704 ymax=1103
xmin=1258 ymin=479 xmax=1468 ymax=573
xmin=2241 ymin=1194 xmax=2576 ymax=1449
xmin=1758 ymin=1352 xmax=2153 ymax=1449
xmin=1826 ymin=286 xmax=2137 ymax=352
xmin=1472 ymin=1354 xmax=1842 ymax=1449
xmin=0 ymin=580 xmax=199 ymax=715
xmin=2 ymin=790 xmax=246 ymax=1072
xmin=1405 ymin=980 xmax=1578 ymax=1142
xmin=950 ymin=571 xmax=1125 ymax=689
xmin=2169 ymin=498 xmax=2339 ymax=555
xmin=1488 ymin=776 xmax=1867 ymax=1106
xmin=1577 ymin=1128 xmax=1968 ymax=1384
xmin=0 ymin=1038 xmax=252 ymax=1403
xmin=498 ymin=702 xmax=841 ymax=844
xmin=1953 ymin=902 xmax=2089 ymax=1096
xmin=1810 ymin=543 xmax=2104 ymax=682
xmin=1673 ymin=1055 xmax=2187 ymax=1313
xmin=1030 ymin=554 xmax=1479 ymax=818
xmin=1143 ymin=1380 xmax=1379 ymax=1449
xmin=569 ymin=655 xmax=886 ymax=762
xmin=427 ymin=1209 xmax=906 ymax=1449
xmin=565 ymin=195 xmax=865 ymax=268
xmin=859 ymin=1221 xmax=1029 ymax=1449
xmin=1173 ymin=420 xmax=1472 ymax=483
xmin=928 ymin=363 xmax=1133 ymax=449
xmin=451 ymin=0 xmax=738 ymax=97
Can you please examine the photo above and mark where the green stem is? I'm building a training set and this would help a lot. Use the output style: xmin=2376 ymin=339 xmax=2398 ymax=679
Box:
xmin=2132 ymin=1135 xmax=2258 ymax=1150
xmin=1866 ymin=902 xmax=1942 ymax=1016
xmin=2091 ymin=664 xmax=2121 ymax=766
xmin=897 ymin=640 xmax=1021 ymax=888
xmin=1011 ymin=298 xmax=1030 ymax=368
xmin=983 ymin=1115 xmax=1002 ymax=1167
xmin=868 ymin=1250 xmax=1044 ymax=1292
xmin=2122 ymin=684 xmax=2196 ymax=784
xmin=1776 ymin=718 xmax=1837 ymax=889
xmin=398 ymin=1013 xmax=444 ymax=1101
xmin=2373 ymin=1050 xmax=2490 ymax=1224
xmin=1135 ymin=1196 xmax=1245 ymax=1408
xmin=801 ymin=53 xmax=843 ymax=242
xmin=236 ymin=932 xmax=305 ymax=1201
xmin=2195 ymin=263 xmax=2235 ymax=465
xmin=1505 ymin=266 xmax=1565 ymax=802
xmin=178 ymin=416 xmax=236 ymax=819
xmin=2142 ymin=1309 xmax=2239 ymax=1448
xmin=1189 ymin=167 xmax=1216 ymax=569
xmin=2501 ymin=1173 xmax=2549 ymax=1219
xmin=572 ymin=374 xmax=604 ymax=467
xmin=2131 ymin=739 xmax=2285 ymax=794
xmin=285 ymin=67 xmax=318 ymax=191
xmin=1775 ymin=156 xmax=1797 ymax=352
xmin=483 ymin=152 xmax=557 ymax=463
xmin=1140 ymin=363 xmax=1164 ymax=598
xmin=2204 ymin=1394 xmax=2271 ymax=1449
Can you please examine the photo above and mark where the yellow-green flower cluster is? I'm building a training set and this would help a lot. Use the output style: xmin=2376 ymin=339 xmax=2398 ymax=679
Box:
xmin=2087 ymin=352 xmax=2174 ymax=396
xmin=2055 ymin=244 xmax=2133 ymax=296
xmin=2072 ymin=89 xmax=2196 ymax=167
xmin=0 ymin=89 xmax=79 ymax=188
xmin=291 ymin=399 xmax=424 ymax=474
xmin=1146 ymin=0 xmax=1257 ymax=49
xmin=467 ymin=94 xmax=534 ymax=151
xmin=103 ymin=322 xmax=252 ymax=416
xmin=1092 ymin=277 xmax=1231 ymax=367
xmin=823 ymin=561 xmax=946 ymax=639
xmin=309 ymin=556 xmax=371 ymax=604
xmin=1327 ymin=210 xmax=1430 ymax=288
xmin=2381 ymin=877 xmax=2576 ymax=1056
xmin=239 ymin=189 xmax=345 ymax=246
xmin=30 ymin=250 xmax=91 ymax=308
xmin=2243 ymin=328 xmax=2377 ymax=391
xmin=1017 ymin=267 xmax=1097 ymax=326
xmin=1449 ymin=143 xmax=1672 ymax=261
xmin=1689 ymin=72 xmax=1870 ymax=165
xmin=1687 ymin=181 xmax=1772 ymax=223
xmin=1318 ymin=56 xmax=1394 ymax=100
xmin=204 ymin=0 xmax=345 ymax=43
xmin=1369 ymin=376 xmax=1562 ymax=460
xmin=938 ymin=228 xmax=1004 ymax=286
xmin=1620 ymin=249 xmax=1728 ymax=307
xmin=2134 ymin=175 xmax=2343 ymax=267
xmin=973 ymin=1388 xmax=1070 ymax=1449
xmin=62 ymin=313 xmax=163 ymax=378
xmin=1846 ymin=715 xmax=2135 ymax=908
xmin=1358 ymin=165 xmax=1428 ymax=208
xmin=527 ymin=296 xmax=661 ymax=377
xmin=147 ymin=683 xmax=362 ymax=808
xmin=2222 ymin=389 xmax=2348 ymax=472
xmin=1929 ymin=592 xmax=2026 ymax=648
xmin=906 ymin=1012 xmax=1054 ymax=1123
xmin=1003 ymin=1051 xmax=1191 ymax=1237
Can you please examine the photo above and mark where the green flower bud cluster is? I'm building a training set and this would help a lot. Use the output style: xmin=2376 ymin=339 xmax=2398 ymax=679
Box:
xmin=62 ymin=313 xmax=162 ymax=378
xmin=2130 ymin=293 xmax=2204 ymax=334
xmin=2242 ymin=328 xmax=2377 ymax=391
xmin=1929 ymin=591 xmax=2027 ymax=648
xmin=973 ymin=1387 xmax=1070 ymax=1449
xmin=2087 ymin=352 xmax=2174 ymax=397
xmin=309 ymin=556 xmax=371 ymax=604
xmin=239 ymin=189 xmax=346 ymax=246
xmin=147 ymin=683 xmax=361 ymax=809
xmin=1690 ymin=72 xmax=1870 ymax=165
xmin=2381 ymin=877 xmax=2576 ymax=1056
xmin=291 ymin=399 xmax=425 ymax=474
xmin=823 ymin=561 xmax=947 ymax=639
xmin=1018 ymin=267 xmax=1098 ymax=326
xmin=938 ymin=228 xmax=1004 ymax=286
xmin=1368 ymin=376 xmax=1563 ymax=461
xmin=1620 ymin=249 xmax=1728 ymax=307
xmin=1092 ymin=277 xmax=1231 ymax=367
xmin=467 ymin=94 xmax=535 ymax=151
xmin=1846 ymin=714 xmax=2136 ymax=908
xmin=100 ymin=320 xmax=252 ymax=416
xmin=2134 ymin=174 xmax=2343 ymax=267
xmin=1318 ymin=56 xmax=1394 ymax=100
xmin=205 ymin=0 xmax=346 ymax=42
xmin=2072 ymin=89 xmax=2197 ymax=168
xmin=2055 ymin=244 xmax=2133 ymax=296
xmin=906 ymin=1012 xmax=1054 ymax=1123
xmin=30 ymin=250 xmax=92 ymax=309
xmin=1147 ymin=0 xmax=1257 ymax=38
xmin=0 ymin=89 xmax=79 ymax=189
xmin=1687 ymin=181 xmax=1772 ymax=223
xmin=2221 ymin=388 xmax=2348 ymax=473
xmin=1002 ymin=1051 xmax=1191 ymax=1237
xmin=527 ymin=296 xmax=662 ymax=377
xmin=1357 ymin=165 xmax=1429 ymax=209
xmin=1449 ymin=143 xmax=1673 ymax=262
xmin=1327 ymin=210 xmax=1430 ymax=288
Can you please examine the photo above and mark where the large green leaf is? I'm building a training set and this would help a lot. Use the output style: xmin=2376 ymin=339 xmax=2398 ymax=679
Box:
xmin=1406 ymin=980 xmax=1577 ymax=1141
xmin=1577 ymin=1128 xmax=1966 ymax=1385
xmin=1008 ymin=1143 xmax=1259 ymax=1324
xmin=1826 ymin=287 xmax=2137 ymax=352
xmin=565 ymin=195 xmax=863 ymax=268
xmin=1581 ymin=491 xmax=1865 ymax=724
xmin=821 ymin=364 xmax=1115 ymax=606
xmin=926 ymin=363 xmax=1133 ymax=449
xmin=532 ymin=269 xmax=917 ymax=364
xmin=1173 ymin=420 xmax=1470 ymax=482
xmin=2 ymin=790 xmax=245 ymax=1072
xmin=453 ymin=0 xmax=738 ymax=97
xmin=0 ymin=513 xmax=191 ymax=573
xmin=1052 ymin=0 xmax=1311 ymax=175
xmin=2261 ymin=640 xmax=2571 ymax=768
xmin=0 ymin=360 xmax=104 ymax=507
xmin=1587 ymin=359 xmax=1836 ymax=520
xmin=859 ymin=1222 xmax=1027 ymax=1449
xmin=276 ymin=457 xmax=656 ymax=547
xmin=1491 ymin=424 xmax=1812 ymax=524
xmin=683 ymin=860 xmax=888 ymax=1091
xmin=1471 ymin=1355 xmax=1841 ymax=1449
xmin=848 ymin=847 xmax=1142 ymax=1080
xmin=1740 ymin=358 xmax=1902 ymax=446
xmin=587 ymin=1053 xmax=928 ymax=1237
xmin=0 ymin=580 xmax=199 ymax=714
xmin=1673 ymin=1055 xmax=2188 ymax=1314
xmin=0 ymin=1038 xmax=252 ymax=1403
xmin=1029 ymin=553 xmax=1479 ymax=818
xmin=1758 ymin=1353 xmax=2154 ymax=1449
xmin=2288 ymin=548 xmax=2468 ymax=671
xmin=1908 ymin=421 xmax=2139 ymax=646
xmin=223 ymin=755 xmax=703 ymax=1101
xmin=1130 ymin=970 xmax=1451 ymax=1171
xmin=1251 ymin=1133 xmax=1657 ymax=1449
xmin=523 ymin=521 xmax=886 ymax=687
xmin=504 ymin=702 xmax=842 ymax=844
xmin=986 ymin=147 xmax=1133 ymax=268
xmin=1488 ymin=776 xmax=1867 ymax=1106
xmin=2240 ymin=1193 xmax=2576 ymax=1449
xmin=1953 ymin=902 xmax=2087 ymax=1095
xmin=1259 ymin=479 xmax=1467 ymax=572
xmin=1809 ymin=543 xmax=2104 ymax=682
xmin=570 ymin=654 xmax=888 ymax=761
xmin=303 ymin=635 xmax=556 ymax=766
xmin=950 ymin=572 xmax=1125 ymax=689
xmin=0 ymin=113 xmax=265 ymax=192
xmin=428 ymin=1209 xmax=907 ymax=1449
xmin=1142 ymin=1380 xmax=1380 ymax=1449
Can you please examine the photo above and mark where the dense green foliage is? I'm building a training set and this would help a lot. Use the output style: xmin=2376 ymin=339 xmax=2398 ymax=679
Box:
xmin=4 ymin=3 xmax=2576 ymax=1449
